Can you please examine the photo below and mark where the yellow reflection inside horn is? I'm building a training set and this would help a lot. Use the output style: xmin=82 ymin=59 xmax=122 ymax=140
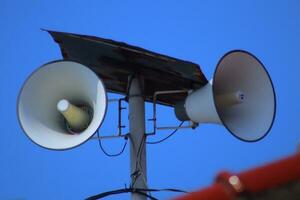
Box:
xmin=57 ymin=99 xmax=90 ymax=133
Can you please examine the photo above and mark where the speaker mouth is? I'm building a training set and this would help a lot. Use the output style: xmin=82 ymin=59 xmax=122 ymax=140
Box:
xmin=17 ymin=60 xmax=108 ymax=150
xmin=212 ymin=50 xmax=276 ymax=142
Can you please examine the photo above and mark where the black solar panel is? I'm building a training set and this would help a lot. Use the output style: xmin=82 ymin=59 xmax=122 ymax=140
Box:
xmin=46 ymin=29 xmax=208 ymax=106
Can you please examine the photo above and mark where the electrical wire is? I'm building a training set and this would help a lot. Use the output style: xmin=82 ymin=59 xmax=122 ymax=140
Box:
xmin=97 ymin=130 xmax=128 ymax=157
xmin=130 ymin=134 xmax=146 ymax=187
xmin=92 ymin=121 xmax=187 ymax=199
xmin=132 ymin=121 xmax=185 ymax=193
xmin=85 ymin=187 xmax=157 ymax=200
xmin=128 ymin=133 xmax=153 ymax=197
xmin=85 ymin=187 xmax=188 ymax=200
xmin=146 ymin=121 xmax=184 ymax=144
xmin=135 ymin=134 xmax=146 ymax=173
xmin=125 ymin=74 xmax=149 ymax=188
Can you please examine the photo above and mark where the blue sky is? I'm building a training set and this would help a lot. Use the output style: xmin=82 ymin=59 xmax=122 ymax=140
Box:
xmin=1 ymin=1 xmax=300 ymax=199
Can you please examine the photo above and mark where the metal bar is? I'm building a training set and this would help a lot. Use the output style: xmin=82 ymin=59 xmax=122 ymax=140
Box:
xmin=118 ymin=98 xmax=126 ymax=136
xmin=147 ymin=89 xmax=189 ymax=136
xmin=129 ymin=76 xmax=147 ymax=200
xmin=91 ymin=134 xmax=128 ymax=140
xmin=108 ymin=98 xmax=120 ymax=102
xmin=156 ymin=125 xmax=194 ymax=130
xmin=90 ymin=97 xmax=127 ymax=141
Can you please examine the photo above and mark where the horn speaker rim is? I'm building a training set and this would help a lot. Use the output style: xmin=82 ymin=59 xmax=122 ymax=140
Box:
xmin=17 ymin=59 xmax=108 ymax=150
xmin=212 ymin=50 xmax=276 ymax=142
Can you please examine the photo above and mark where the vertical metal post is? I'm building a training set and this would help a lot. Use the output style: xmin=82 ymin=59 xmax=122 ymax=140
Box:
xmin=129 ymin=76 xmax=147 ymax=200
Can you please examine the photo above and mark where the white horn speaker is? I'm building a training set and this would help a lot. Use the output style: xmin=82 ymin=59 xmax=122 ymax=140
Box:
xmin=17 ymin=60 xmax=107 ymax=150
xmin=175 ymin=50 xmax=276 ymax=142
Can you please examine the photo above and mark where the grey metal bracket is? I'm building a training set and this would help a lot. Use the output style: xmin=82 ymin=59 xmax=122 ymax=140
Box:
xmin=92 ymin=98 xmax=128 ymax=140
xmin=146 ymin=90 xmax=198 ymax=136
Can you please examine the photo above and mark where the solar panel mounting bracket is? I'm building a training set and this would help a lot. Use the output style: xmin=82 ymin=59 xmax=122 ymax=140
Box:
xmin=146 ymin=89 xmax=198 ymax=136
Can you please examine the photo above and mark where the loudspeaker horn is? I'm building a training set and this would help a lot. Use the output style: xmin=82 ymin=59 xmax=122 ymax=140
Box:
xmin=175 ymin=50 xmax=276 ymax=142
xmin=17 ymin=60 xmax=107 ymax=150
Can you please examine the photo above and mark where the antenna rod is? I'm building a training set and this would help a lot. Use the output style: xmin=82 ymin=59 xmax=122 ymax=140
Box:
xmin=129 ymin=76 xmax=147 ymax=200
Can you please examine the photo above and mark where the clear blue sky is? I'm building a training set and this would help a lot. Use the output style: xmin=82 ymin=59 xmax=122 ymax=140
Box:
xmin=1 ymin=1 xmax=300 ymax=199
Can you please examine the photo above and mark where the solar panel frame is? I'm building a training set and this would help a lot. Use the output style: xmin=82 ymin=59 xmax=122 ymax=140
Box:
xmin=46 ymin=29 xmax=208 ymax=106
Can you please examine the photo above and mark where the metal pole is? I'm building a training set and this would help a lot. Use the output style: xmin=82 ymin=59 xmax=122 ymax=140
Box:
xmin=129 ymin=76 xmax=147 ymax=200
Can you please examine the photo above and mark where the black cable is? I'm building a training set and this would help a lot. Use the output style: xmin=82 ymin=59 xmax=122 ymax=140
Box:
xmin=86 ymin=187 xmax=157 ymax=200
xmin=131 ymin=134 xmax=146 ymax=187
xmin=97 ymin=130 xmax=128 ymax=157
xmin=86 ymin=187 xmax=188 ymax=200
xmin=146 ymin=121 xmax=184 ymax=144
xmin=138 ymin=188 xmax=188 ymax=193
xmin=135 ymin=134 xmax=146 ymax=171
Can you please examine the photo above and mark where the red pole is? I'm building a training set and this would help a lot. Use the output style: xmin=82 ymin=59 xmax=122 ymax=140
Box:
xmin=174 ymin=153 xmax=300 ymax=200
